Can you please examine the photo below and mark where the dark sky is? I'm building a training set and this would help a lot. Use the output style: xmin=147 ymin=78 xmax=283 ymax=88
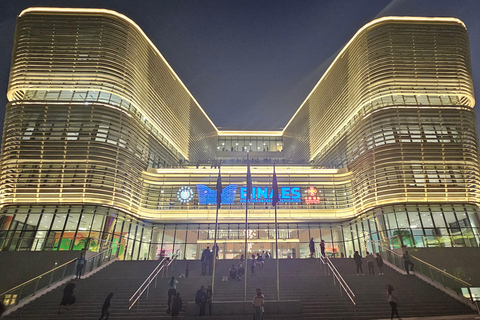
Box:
xmin=1 ymin=0 xmax=480 ymax=132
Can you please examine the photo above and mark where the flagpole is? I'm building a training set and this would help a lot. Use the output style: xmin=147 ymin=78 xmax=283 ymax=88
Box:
xmin=244 ymin=154 xmax=251 ymax=302
xmin=211 ymin=203 xmax=219 ymax=299
xmin=275 ymin=203 xmax=279 ymax=300
xmin=273 ymin=161 xmax=280 ymax=301
xmin=211 ymin=162 xmax=221 ymax=299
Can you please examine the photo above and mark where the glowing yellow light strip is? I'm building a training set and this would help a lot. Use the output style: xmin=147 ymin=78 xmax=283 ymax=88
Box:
xmin=17 ymin=7 xmax=219 ymax=134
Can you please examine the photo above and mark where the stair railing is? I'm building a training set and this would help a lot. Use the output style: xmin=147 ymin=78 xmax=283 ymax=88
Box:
xmin=369 ymin=240 xmax=478 ymax=312
xmin=129 ymin=249 xmax=180 ymax=310
xmin=319 ymin=255 xmax=356 ymax=305
xmin=0 ymin=244 xmax=117 ymax=310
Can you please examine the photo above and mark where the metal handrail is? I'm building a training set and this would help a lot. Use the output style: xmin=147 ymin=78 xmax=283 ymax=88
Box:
xmin=319 ymin=255 xmax=356 ymax=305
xmin=129 ymin=250 xmax=181 ymax=310
xmin=324 ymin=256 xmax=355 ymax=298
xmin=368 ymin=240 xmax=478 ymax=311
xmin=0 ymin=245 xmax=116 ymax=309
xmin=128 ymin=258 xmax=167 ymax=302
xmin=369 ymin=240 xmax=472 ymax=286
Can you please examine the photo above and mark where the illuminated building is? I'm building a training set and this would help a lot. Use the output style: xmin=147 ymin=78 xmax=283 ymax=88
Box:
xmin=0 ymin=8 xmax=479 ymax=260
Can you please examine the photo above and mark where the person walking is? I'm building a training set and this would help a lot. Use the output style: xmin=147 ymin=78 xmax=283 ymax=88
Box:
xmin=387 ymin=284 xmax=400 ymax=319
xmin=167 ymin=276 xmax=178 ymax=313
xmin=353 ymin=251 xmax=364 ymax=275
xmin=58 ymin=282 xmax=76 ymax=314
xmin=366 ymin=252 xmax=375 ymax=275
xmin=98 ymin=292 xmax=113 ymax=320
xmin=402 ymin=251 xmax=414 ymax=274
xmin=201 ymin=247 xmax=210 ymax=276
xmin=195 ymin=285 xmax=206 ymax=316
xmin=320 ymin=239 xmax=326 ymax=257
xmin=171 ymin=292 xmax=182 ymax=319
xmin=205 ymin=285 xmax=213 ymax=316
xmin=309 ymin=238 xmax=315 ymax=258
xmin=376 ymin=253 xmax=384 ymax=275
xmin=252 ymin=290 xmax=265 ymax=320
xmin=75 ymin=252 xmax=87 ymax=279
xmin=185 ymin=262 xmax=190 ymax=278
xmin=251 ymin=255 xmax=256 ymax=276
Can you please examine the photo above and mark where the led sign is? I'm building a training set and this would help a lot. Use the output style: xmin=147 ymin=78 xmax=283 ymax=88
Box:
xmin=305 ymin=186 xmax=320 ymax=204
xmin=177 ymin=186 xmax=194 ymax=203
xmin=196 ymin=184 xmax=237 ymax=205
xmin=240 ymin=187 xmax=301 ymax=203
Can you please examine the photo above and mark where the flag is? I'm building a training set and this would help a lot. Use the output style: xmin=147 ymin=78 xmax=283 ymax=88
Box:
xmin=216 ymin=161 xmax=222 ymax=209
xmin=272 ymin=162 xmax=280 ymax=207
xmin=246 ymin=155 xmax=252 ymax=201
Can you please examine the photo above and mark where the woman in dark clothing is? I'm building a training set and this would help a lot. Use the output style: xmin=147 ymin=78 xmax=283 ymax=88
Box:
xmin=58 ymin=282 xmax=76 ymax=314
xmin=99 ymin=292 xmax=114 ymax=320
xmin=171 ymin=292 xmax=182 ymax=319
xmin=205 ymin=286 xmax=213 ymax=315
xmin=387 ymin=284 xmax=400 ymax=319
xmin=167 ymin=276 xmax=178 ymax=312
xmin=353 ymin=251 xmax=364 ymax=275
xmin=376 ymin=253 xmax=384 ymax=275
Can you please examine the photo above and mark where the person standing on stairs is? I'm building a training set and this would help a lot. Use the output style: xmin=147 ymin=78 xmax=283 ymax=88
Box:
xmin=320 ymin=239 xmax=326 ymax=257
xmin=366 ymin=252 xmax=375 ymax=275
xmin=185 ymin=262 xmax=190 ymax=278
xmin=167 ymin=276 xmax=178 ymax=313
xmin=201 ymin=246 xmax=210 ymax=276
xmin=58 ymin=282 xmax=76 ymax=314
xmin=98 ymin=292 xmax=113 ymax=320
xmin=195 ymin=285 xmax=207 ymax=317
xmin=251 ymin=254 xmax=256 ymax=276
xmin=386 ymin=284 xmax=400 ymax=319
xmin=75 ymin=252 xmax=87 ymax=279
xmin=171 ymin=292 xmax=182 ymax=319
xmin=309 ymin=238 xmax=315 ymax=258
xmin=353 ymin=251 xmax=364 ymax=275
xmin=402 ymin=251 xmax=414 ymax=275
xmin=253 ymin=289 xmax=265 ymax=320
xmin=205 ymin=285 xmax=213 ymax=316
xmin=376 ymin=253 xmax=384 ymax=275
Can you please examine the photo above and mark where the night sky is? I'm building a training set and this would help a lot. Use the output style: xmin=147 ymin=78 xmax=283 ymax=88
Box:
xmin=1 ymin=0 xmax=480 ymax=134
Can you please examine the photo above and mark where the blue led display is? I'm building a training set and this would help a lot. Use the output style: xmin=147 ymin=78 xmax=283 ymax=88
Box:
xmin=240 ymin=186 xmax=301 ymax=203
xmin=196 ymin=184 xmax=237 ymax=205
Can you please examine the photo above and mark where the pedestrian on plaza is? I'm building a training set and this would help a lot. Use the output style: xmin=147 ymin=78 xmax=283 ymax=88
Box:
xmin=195 ymin=285 xmax=206 ymax=316
xmin=239 ymin=254 xmax=245 ymax=265
xmin=353 ymin=251 xmax=364 ymax=275
xmin=309 ymin=238 xmax=315 ymax=258
xmin=320 ymin=239 xmax=326 ymax=257
xmin=386 ymin=284 xmax=400 ymax=319
xmin=185 ymin=262 xmax=190 ymax=278
xmin=366 ymin=252 xmax=375 ymax=275
xmin=256 ymin=253 xmax=264 ymax=268
xmin=167 ymin=276 xmax=178 ymax=313
xmin=206 ymin=285 xmax=213 ymax=316
xmin=98 ymin=292 xmax=113 ymax=320
xmin=376 ymin=253 xmax=384 ymax=275
xmin=252 ymin=289 xmax=265 ymax=320
xmin=58 ymin=282 xmax=76 ymax=314
xmin=265 ymin=252 xmax=270 ymax=259
xmin=75 ymin=252 xmax=87 ymax=279
xmin=214 ymin=243 xmax=219 ymax=260
xmin=207 ymin=250 xmax=214 ymax=275
xmin=402 ymin=250 xmax=414 ymax=274
xmin=251 ymin=255 xmax=256 ymax=276
xmin=237 ymin=263 xmax=245 ymax=281
xmin=171 ymin=292 xmax=182 ymax=319
xmin=201 ymin=246 xmax=210 ymax=276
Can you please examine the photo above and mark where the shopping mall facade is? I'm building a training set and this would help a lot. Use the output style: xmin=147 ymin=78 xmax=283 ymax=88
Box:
xmin=0 ymin=8 xmax=479 ymax=261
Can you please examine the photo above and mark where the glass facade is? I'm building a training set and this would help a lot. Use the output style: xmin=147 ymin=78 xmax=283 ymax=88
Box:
xmin=1 ymin=11 xmax=479 ymax=261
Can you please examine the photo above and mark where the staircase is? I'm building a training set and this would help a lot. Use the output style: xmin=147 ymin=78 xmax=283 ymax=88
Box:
xmin=329 ymin=258 xmax=476 ymax=319
xmin=4 ymin=257 xmax=476 ymax=319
